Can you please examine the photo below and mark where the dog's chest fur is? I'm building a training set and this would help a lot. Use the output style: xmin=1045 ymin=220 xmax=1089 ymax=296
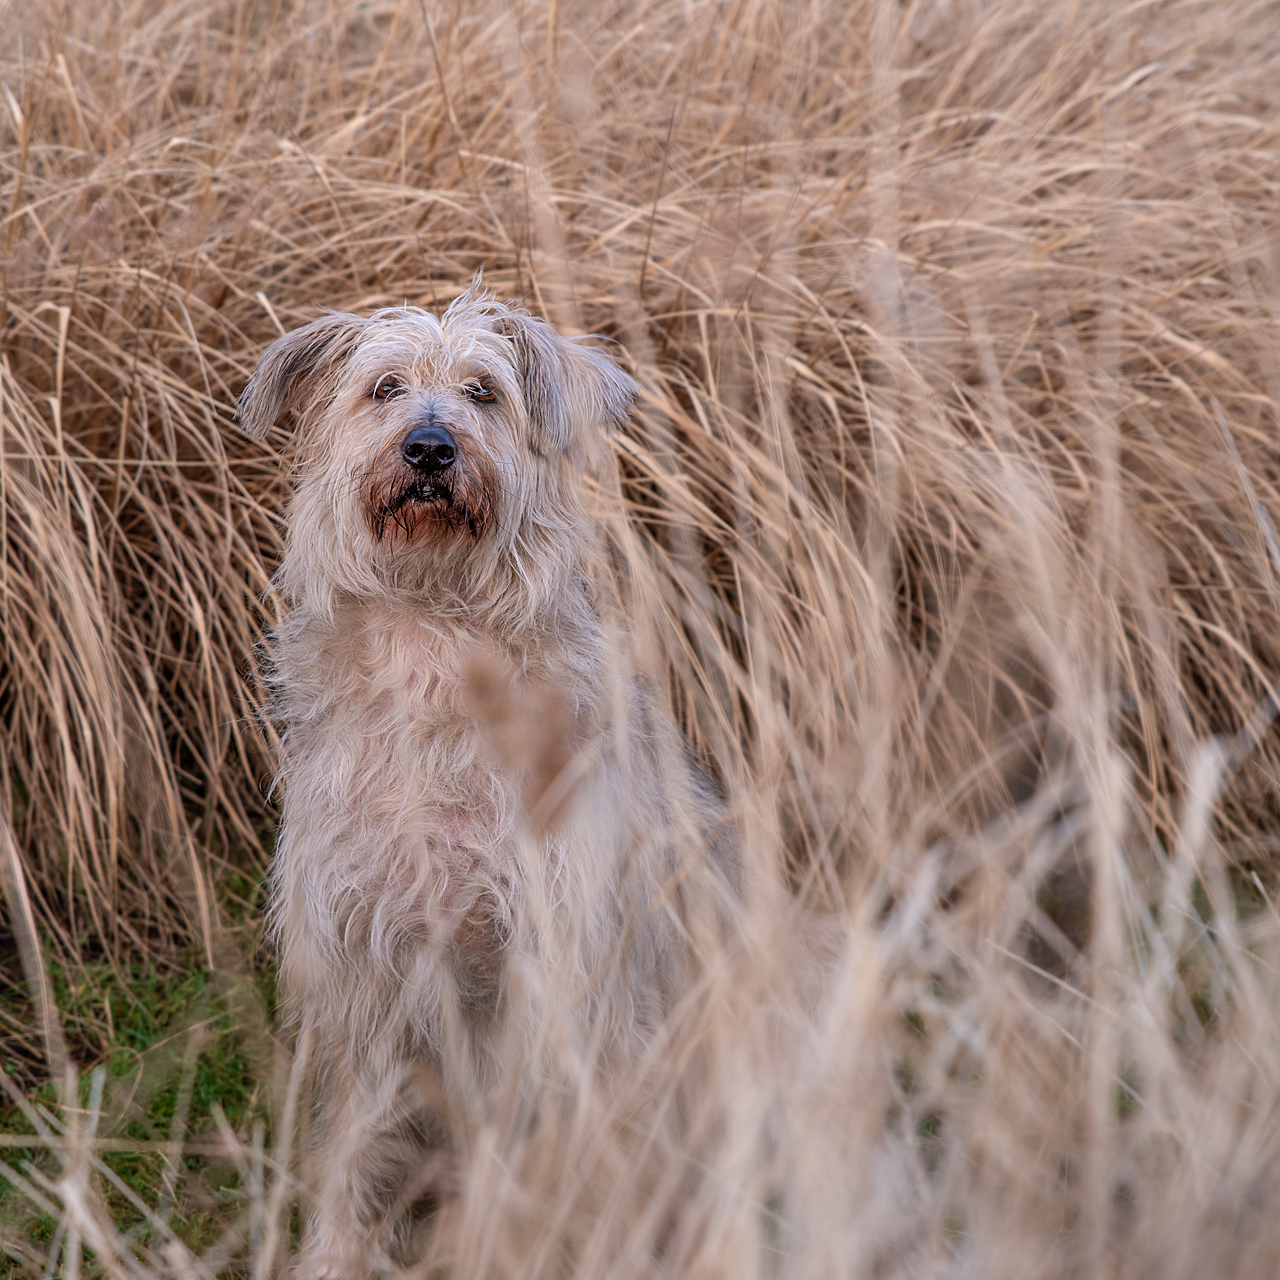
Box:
xmin=268 ymin=594 xmax=610 ymax=1002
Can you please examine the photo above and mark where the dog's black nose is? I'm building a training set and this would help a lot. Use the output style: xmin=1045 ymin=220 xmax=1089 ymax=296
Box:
xmin=401 ymin=425 xmax=456 ymax=475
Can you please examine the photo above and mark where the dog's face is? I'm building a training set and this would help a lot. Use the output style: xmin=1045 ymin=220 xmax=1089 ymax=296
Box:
xmin=238 ymin=291 xmax=635 ymax=606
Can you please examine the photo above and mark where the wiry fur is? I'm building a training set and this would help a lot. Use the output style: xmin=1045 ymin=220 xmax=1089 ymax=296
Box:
xmin=239 ymin=287 xmax=735 ymax=1277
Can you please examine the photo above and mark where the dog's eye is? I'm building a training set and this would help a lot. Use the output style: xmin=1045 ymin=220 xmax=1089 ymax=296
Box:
xmin=465 ymin=383 xmax=496 ymax=404
xmin=373 ymin=378 xmax=404 ymax=401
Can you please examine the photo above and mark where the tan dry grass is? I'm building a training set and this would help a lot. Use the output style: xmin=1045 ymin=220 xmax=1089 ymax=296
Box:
xmin=4 ymin=0 xmax=1280 ymax=1274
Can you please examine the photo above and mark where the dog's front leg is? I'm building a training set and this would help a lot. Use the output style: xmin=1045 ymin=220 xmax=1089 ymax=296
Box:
xmin=297 ymin=1053 xmax=434 ymax=1280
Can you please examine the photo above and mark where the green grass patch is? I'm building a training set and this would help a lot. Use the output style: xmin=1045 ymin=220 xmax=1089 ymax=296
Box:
xmin=1 ymin=952 xmax=272 ymax=1272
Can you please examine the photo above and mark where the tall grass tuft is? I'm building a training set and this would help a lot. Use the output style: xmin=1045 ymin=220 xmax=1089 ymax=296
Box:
xmin=4 ymin=0 xmax=1280 ymax=1273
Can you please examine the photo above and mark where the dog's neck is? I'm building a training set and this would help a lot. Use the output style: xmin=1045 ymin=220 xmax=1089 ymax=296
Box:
xmin=273 ymin=572 xmax=606 ymax=728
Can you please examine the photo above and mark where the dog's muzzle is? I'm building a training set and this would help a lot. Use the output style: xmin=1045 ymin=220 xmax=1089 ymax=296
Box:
xmin=401 ymin=424 xmax=456 ymax=476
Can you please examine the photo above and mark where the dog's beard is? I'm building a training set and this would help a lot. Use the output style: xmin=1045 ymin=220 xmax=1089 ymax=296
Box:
xmin=366 ymin=462 xmax=491 ymax=543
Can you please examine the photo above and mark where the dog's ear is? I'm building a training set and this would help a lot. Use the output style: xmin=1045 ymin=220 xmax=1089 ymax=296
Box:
xmin=494 ymin=313 xmax=636 ymax=454
xmin=237 ymin=313 xmax=367 ymax=439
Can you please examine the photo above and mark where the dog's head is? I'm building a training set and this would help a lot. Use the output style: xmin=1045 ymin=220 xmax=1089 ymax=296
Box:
xmin=238 ymin=288 xmax=635 ymax=608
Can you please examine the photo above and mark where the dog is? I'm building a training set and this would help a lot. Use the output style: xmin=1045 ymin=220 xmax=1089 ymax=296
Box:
xmin=237 ymin=286 xmax=736 ymax=1277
